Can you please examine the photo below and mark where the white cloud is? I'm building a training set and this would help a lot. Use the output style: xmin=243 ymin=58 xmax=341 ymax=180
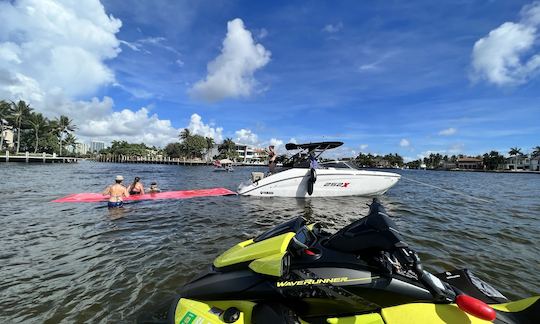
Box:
xmin=471 ymin=2 xmax=540 ymax=86
xmin=189 ymin=18 xmax=271 ymax=102
xmin=399 ymin=138 xmax=410 ymax=147
xmin=235 ymin=128 xmax=258 ymax=144
xmin=256 ymin=28 xmax=268 ymax=39
xmin=438 ymin=127 xmax=457 ymax=136
xmin=78 ymin=105 xmax=180 ymax=147
xmin=0 ymin=1 xmax=194 ymax=148
xmin=360 ymin=144 xmax=369 ymax=151
xmin=269 ymin=138 xmax=284 ymax=150
xmin=288 ymin=137 xmax=297 ymax=144
xmin=322 ymin=22 xmax=343 ymax=33
xmin=0 ymin=0 xmax=122 ymax=99
xmin=186 ymin=114 xmax=223 ymax=142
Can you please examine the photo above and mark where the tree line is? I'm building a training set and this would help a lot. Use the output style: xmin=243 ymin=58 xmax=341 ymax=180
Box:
xmin=163 ymin=129 xmax=240 ymax=160
xmin=0 ymin=100 xmax=76 ymax=155
xmin=402 ymin=147 xmax=540 ymax=170
xmin=102 ymin=129 xmax=242 ymax=161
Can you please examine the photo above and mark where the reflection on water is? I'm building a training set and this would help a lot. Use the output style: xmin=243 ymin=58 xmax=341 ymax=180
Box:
xmin=0 ymin=161 xmax=538 ymax=322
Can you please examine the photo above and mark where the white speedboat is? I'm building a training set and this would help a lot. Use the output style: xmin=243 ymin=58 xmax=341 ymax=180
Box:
xmin=237 ymin=142 xmax=400 ymax=197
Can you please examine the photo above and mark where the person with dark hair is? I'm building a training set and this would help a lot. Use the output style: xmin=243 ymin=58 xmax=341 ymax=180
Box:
xmin=102 ymin=175 xmax=130 ymax=208
xmin=128 ymin=176 xmax=145 ymax=195
xmin=149 ymin=182 xmax=161 ymax=193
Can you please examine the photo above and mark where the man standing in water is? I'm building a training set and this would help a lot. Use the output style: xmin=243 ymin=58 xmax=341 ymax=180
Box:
xmin=102 ymin=175 xmax=130 ymax=208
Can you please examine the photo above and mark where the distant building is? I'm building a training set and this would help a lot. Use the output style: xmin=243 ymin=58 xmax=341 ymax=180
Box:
xmin=505 ymin=155 xmax=540 ymax=171
xmin=205 ymin=144 xmax=219 ymax=162
xmin=1 ymin=127 xmax=14 ymax=149
xmin=90 ymin=140 xmax=105 ymax=153
xmin=457 ymin=157 xmax=483 ymax=170
xmin=441 ymin=161 xmax=457 ymax=170
xmin=75 ymin=143 xmax=89 ymax=155
xmin=235 ymin=143 xmax=266 ymax=163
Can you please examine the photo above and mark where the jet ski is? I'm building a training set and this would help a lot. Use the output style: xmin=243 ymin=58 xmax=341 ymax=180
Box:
xmin=139 ymin=199 xmax=539 ymax=323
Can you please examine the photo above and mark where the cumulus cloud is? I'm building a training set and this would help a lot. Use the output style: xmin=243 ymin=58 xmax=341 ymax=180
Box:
xmin=360 ymin=144 xmax=369 ymax=151
xmin=399 ymin=138 xmax=410 ymax=147
xmin=288 ymin=137 xmax=298 ymax=144
xmin=235 ymin=128 xmax=258 ymax=144
xmin=269 ymin=138 xmax=284 ymax=150
xmin=0 ymin=0 xmax=189 ymax=147
xmin=438 ymin=127 xmax=457 ymax=136
xmin=471 ymin=2 xmax=540 ymax=86
xmin=78 ymin=105 xmax=180 ymax=147
xmin=189 ymin=18 xmax=271 ymax=102
xmin=186 ymin=114 xmax=223 ymax=142
xmin=322 ymin=22 xmax=343 ymax=33
xmin=0 ymin=0 xmax=122 ymax=99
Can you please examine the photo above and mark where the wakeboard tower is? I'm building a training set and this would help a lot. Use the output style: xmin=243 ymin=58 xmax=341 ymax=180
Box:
xmin=139 ymin=199 xmax=539 ymax=323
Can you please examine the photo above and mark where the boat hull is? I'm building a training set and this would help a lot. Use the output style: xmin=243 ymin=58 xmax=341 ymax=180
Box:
xmin=238 ymin=168 xmax=400 ymax=197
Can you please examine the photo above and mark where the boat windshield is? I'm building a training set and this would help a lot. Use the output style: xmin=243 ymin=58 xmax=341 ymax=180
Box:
xmin=321 ymin=161 xmax=358 ymax=170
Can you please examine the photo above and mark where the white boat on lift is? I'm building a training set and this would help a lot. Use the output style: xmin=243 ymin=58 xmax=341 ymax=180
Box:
xmin=237 ymin=142 xmax=401 ymax=197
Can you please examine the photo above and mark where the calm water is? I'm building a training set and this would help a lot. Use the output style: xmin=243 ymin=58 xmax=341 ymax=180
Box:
xmin=0 ymin=161 xmax=538 ymax=323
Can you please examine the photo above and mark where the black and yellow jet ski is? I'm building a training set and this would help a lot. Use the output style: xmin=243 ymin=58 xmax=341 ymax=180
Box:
xmin=140 ymin=198 xmax=539 ymax=324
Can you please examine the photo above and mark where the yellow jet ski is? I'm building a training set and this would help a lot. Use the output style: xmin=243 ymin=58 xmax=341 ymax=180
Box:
xmin=139 ymin=198 xmax=539 ymax=324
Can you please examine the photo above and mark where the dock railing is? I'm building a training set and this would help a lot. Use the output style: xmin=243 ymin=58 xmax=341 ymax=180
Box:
xmin=1 ymin=151 xmax=80 ymax=163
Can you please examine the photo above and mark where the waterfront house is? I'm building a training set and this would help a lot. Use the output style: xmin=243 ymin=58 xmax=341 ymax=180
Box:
xmin=457 ymin=157 xmax=483 ymax=170
xmin=441 ymin=161 xmax=457 ymax=170
xmin=1 ymin=127 xmax=14 ymax=149
xmin=505 ymin=154 xmax=540 ymax=171
xmin=235 ymin=143 xmax=266 ymax=163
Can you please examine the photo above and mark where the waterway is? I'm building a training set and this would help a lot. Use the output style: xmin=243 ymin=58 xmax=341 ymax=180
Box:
xmin=0 ymin=161 xmax=538 ymax=322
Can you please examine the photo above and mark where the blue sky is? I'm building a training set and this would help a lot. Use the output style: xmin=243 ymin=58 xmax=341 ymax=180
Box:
xmin=1 ymin=0 xmax=539 ymax=159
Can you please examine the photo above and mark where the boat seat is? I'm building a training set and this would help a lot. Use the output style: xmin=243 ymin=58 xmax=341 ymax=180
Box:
xmin=325 ymin=199 xmax=407 ymax=253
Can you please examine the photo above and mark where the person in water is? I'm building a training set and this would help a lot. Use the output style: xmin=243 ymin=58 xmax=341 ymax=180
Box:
xmin=149 ymin=182 xmax=161 ymax=193
xmin=267 ymin=145 xmax=277 ymax=174
xmin=102 ymin=175 xmax=130 ymax=208
xmin=128 ymin=176 xmax=145 ymax=195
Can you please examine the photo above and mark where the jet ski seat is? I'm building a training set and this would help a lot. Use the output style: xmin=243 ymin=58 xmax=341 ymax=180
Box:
xmin=325 ymin=198 xmax=408 ymax=253
xmin=254 ymin=217 xmax=306 ymax=243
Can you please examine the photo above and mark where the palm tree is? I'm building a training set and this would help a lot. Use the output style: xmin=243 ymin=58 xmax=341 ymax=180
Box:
xmin=55 ymin=115 xmax=76 ymax=156
xmin=179 ymin=128 xmax=191 ymax=141
xmin=218 ymin=138 xmax=238 ymax=160
xmin=64 ymin=133 xmax=78 ymax=155
xmin=0 ymin=100 xmax=11 ymax=150
xmin=10 ymin=100 xmax=32 ymax=154
xmin=26 ymin=112 xmax=48 ymax=153
xmin=532 ymin=146 xmax=540 ymax=158
xmin=508 ymin=147 xmax=522 ymax=156
xmin=204 ymin=137 xmax=215 ymax=161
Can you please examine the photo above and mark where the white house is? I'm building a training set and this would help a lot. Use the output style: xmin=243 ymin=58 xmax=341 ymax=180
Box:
xmin=1 ymin=127 xmax=14 ymax=149
xmin=505 ymin=154 xmax=540 ymax=171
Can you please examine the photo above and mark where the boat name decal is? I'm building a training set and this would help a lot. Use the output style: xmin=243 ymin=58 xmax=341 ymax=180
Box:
xmin=323 ymin=182 xmax=350 ymax=187
xmin=276 ymin=276 xmax=376 ymax=287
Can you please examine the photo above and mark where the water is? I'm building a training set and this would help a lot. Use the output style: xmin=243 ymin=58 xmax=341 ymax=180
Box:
xmin=0 ymin=161 xmax=538 ymax=323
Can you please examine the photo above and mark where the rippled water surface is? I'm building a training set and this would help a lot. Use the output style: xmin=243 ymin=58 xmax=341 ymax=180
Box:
xmin=1 ymin=161 xmax=539 ymax=323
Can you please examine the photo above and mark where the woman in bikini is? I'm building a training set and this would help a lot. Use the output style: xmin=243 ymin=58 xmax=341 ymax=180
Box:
xmin=128 ymin=177 xmax=145 ymax=195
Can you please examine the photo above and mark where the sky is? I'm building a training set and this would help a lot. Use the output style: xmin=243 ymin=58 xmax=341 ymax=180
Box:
xmin=1 ymin=0 xmax=539 ymax=160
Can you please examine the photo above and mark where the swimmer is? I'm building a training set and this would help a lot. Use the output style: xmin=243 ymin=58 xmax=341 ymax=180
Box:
xmin=102 ymin=175 xmax=130 ymax=208
xmin=149 ymin=182 xmax=161 ymax=193
xmin=128 ymin=176 xmax=145 ymax=195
